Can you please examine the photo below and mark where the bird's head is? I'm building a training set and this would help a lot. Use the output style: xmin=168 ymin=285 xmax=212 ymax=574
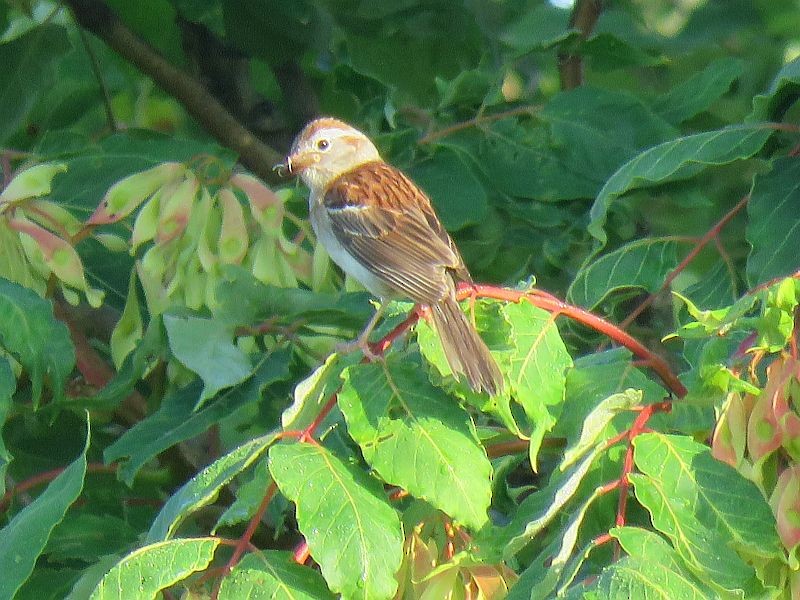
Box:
xmin=282 ymin=118 xmax=381 ymax=191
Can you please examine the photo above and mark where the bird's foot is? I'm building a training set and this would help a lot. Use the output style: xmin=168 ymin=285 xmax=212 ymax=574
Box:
xmin=335 ymin=337 xmax=383 ymax=362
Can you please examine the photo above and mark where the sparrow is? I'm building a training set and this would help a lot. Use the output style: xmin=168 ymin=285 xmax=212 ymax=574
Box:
xmin=284 ymin=117 xmax=503 ymax=395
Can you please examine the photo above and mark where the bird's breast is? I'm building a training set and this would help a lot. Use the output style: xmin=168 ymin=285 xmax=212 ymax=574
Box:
xmin=309 ymin=193 xmax=394 ymax=298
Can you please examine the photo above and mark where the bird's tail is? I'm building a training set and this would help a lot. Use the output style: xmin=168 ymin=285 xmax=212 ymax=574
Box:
xmin=430 ymin=295 xmax=503 ymax=395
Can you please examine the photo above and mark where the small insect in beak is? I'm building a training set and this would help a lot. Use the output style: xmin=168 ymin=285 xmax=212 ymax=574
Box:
xmin=273 ymin=157 xmax=291 ymax=177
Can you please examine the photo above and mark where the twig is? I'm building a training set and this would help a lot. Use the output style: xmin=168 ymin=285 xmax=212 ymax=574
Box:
xmin=54 ymin=298 xmax=148 ymax=423
xmin=64 ymin=0 xmax=284 ymax=184
xmin=293 ymin=541 xmax=311 ymax=564
xmin=77 ymin=26 xmax=118 ymax=132
xmin=418 ymin=105 xmax=540 ymax=145
xmin=618 ymin=195 xmax=750 ymax=331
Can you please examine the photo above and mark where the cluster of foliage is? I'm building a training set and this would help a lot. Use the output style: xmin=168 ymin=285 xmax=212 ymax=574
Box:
xmin=1 ymin=0 xmax=800 ymax=598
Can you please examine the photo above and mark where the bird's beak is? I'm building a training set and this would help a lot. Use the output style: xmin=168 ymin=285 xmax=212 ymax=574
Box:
xmin=278 ymin=152 xmax=317 ymax=175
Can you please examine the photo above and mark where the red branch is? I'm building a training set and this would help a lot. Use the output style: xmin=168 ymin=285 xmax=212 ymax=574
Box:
xmin=461 ymin=284 xmax=687 ymax=398
xmin=210 ymin=481 xmax=278 ymax=600
xmin=0 ymin=462 xmax=118 ymax=513
xmin=592 ymin=399 xmax=673 ymax=556
xmin=211 ymin=394 xmax=340 ymax=595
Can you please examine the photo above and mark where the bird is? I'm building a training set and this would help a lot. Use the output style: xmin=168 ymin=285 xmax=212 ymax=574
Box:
xmin=283 ymin=117 xmax=503 ymax=395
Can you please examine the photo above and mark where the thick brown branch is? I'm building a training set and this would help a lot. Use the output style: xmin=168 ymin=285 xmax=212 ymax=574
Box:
xmin=559 ymin=0 xmax=603 ymax=90
xmin=64 ymin=0 xmax=284 ymax=183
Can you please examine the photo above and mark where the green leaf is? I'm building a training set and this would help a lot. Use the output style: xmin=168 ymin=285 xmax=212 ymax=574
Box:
xmin=539 ymin=87 xmax=676 ymax=195
xmin=580 ymin=33 xmax=663 ymax=71
xmin=631 ymin=433 xmax=782 ymax=593
xmin=105 ymin=349 xmax=290 ymax=485
xmin=0 ymin=420 xmax=88 ymax=600
xmin=44 ymin=514 xmax=137 ymax=563
xmin=481 ymin=444 xmax=602 ymax=559
xmin=269 ymin=443 xmax=403 ymax=600
xmin=530 ymin=485 xmax=609 ymax=597
xmin=0 ymin=358 xmax=14 ymax=497
xmin=556 ymin=349 xmax=662 ymax=443
xmin=71 ymin=317 xmax=165 ymax=411
xmin=163 ymin=313 xmax=253 ymax=405
xmin=281 ymin=352 xmax=361 ymax=432
xmin=652 ymin=57 xmax=744 ymax=125
xmin=561 ymin=389 xmax=641 ymax=470
xmin=435 ymin=68 xmax=491 ymax=110
xmin=213 ymin=265 xmax=373 ymax=330
xmin=746 ymin=157 xmax=800 ymax=286
xmin=0 ymin=25 xmax=70 ymax=144
xmin=448 ymin=120 xmax=598 ymax=201
xmin=588 ymin=125 xmax=773 ymax=248
xmin=338 ymin=356 xmax=492 ymax=529
xmin=146 ymin=435 xmax=275 ymax=542
xmin=218 ymin=551 xmax=335 ymax=600
xmin=567 ymin=238 xmax=680 ymax=310
xmin=64 ymin=554 xmax=121 ymax=600
xmin=680 ymin=261 xmax=737 ymax=313
xmin=750 ymin=56 xmax=800 ymax=121
xmin=407 ymin=148 xmax=488 ymax=231
xmin=588 ymin=526 xmax=717 ymax=598
xmin=499 ymin=3 xmax=571 ymax=54
xmin=503 ymin=301 xmax=572 ymax=465
xmin=0 ymin=277 xmax=75 ymax=406
xmin=342 ymin=9 xmax=481 ymax=104
xmin=88 ymin=538 xmax=220 ymax=600
xmin=213 ymin=455 xmax=271 ymax=531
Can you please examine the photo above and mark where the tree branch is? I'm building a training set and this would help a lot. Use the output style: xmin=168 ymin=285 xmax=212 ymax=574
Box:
xmin=559 ymin=0 xmax=603 ymax=90
xmin=64 ymin=0 xmax=284 ymax=184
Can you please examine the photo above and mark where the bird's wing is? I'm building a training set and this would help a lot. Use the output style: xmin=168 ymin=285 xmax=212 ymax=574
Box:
xmin=322 ymin=161 xmax=470 ymax=304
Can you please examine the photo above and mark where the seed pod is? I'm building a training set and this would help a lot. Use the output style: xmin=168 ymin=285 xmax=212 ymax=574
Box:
xmin=230 ymin=172 xmax=284 ymax=228
xmin=110 ymin=270 xmax=144 ymax=369
xmin=94 ymin=233 xmax=129 ymax=253
xmin=279 ymin=233 xmax=312 ymax=285
xmin=136 ymin=259 xmax=169 ymax=316
xmin=711 ymin=391 xmax=749 ymax=468
xmin=217 ymin=188 xmax=248 ymax=265
xmin=182 ymin=254 xmax=206 ymax=310
xmin=311 ymin=241 xmax=333 ymax=292
xmin=23 ymin=199 xmax=83 ymax=237
xmin=251 ymin=236 xmax=297 ymax=288
xmin=196 ymin=189 xmax=218 ymax=273
xmin=770 ymin=466 xmax=800 ymax=549
xmin=156 ymin=172 xmax=198 ymax=245
xmin=9 ymin=216 xmax=104 ymax=307
xmin=0 ymin=163 xmax=67 ymax=207
xmin=130 ymin=186 xmax=164 ymax=251
xmin=88 ymin=162 xmax=185 ymax=225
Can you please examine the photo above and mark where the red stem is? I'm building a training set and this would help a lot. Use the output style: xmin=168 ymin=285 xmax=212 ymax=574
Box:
xmin=0 ymin=463 xmax=117 ymax=513
xmin=293 ymin=541 xmax=311 ymax=564
xmin=619 ymin=194 xmax=750 ymax=331
xmin=210 ymin=481 xmax=278 ymax=600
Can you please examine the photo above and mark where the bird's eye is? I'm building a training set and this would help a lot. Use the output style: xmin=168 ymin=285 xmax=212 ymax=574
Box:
xmin=316 ymin=139 xmax=330 ymax=151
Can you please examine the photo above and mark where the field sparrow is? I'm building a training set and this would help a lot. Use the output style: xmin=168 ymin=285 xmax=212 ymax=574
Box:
xmin=284 ymin=117 xmax=503 ymax=395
